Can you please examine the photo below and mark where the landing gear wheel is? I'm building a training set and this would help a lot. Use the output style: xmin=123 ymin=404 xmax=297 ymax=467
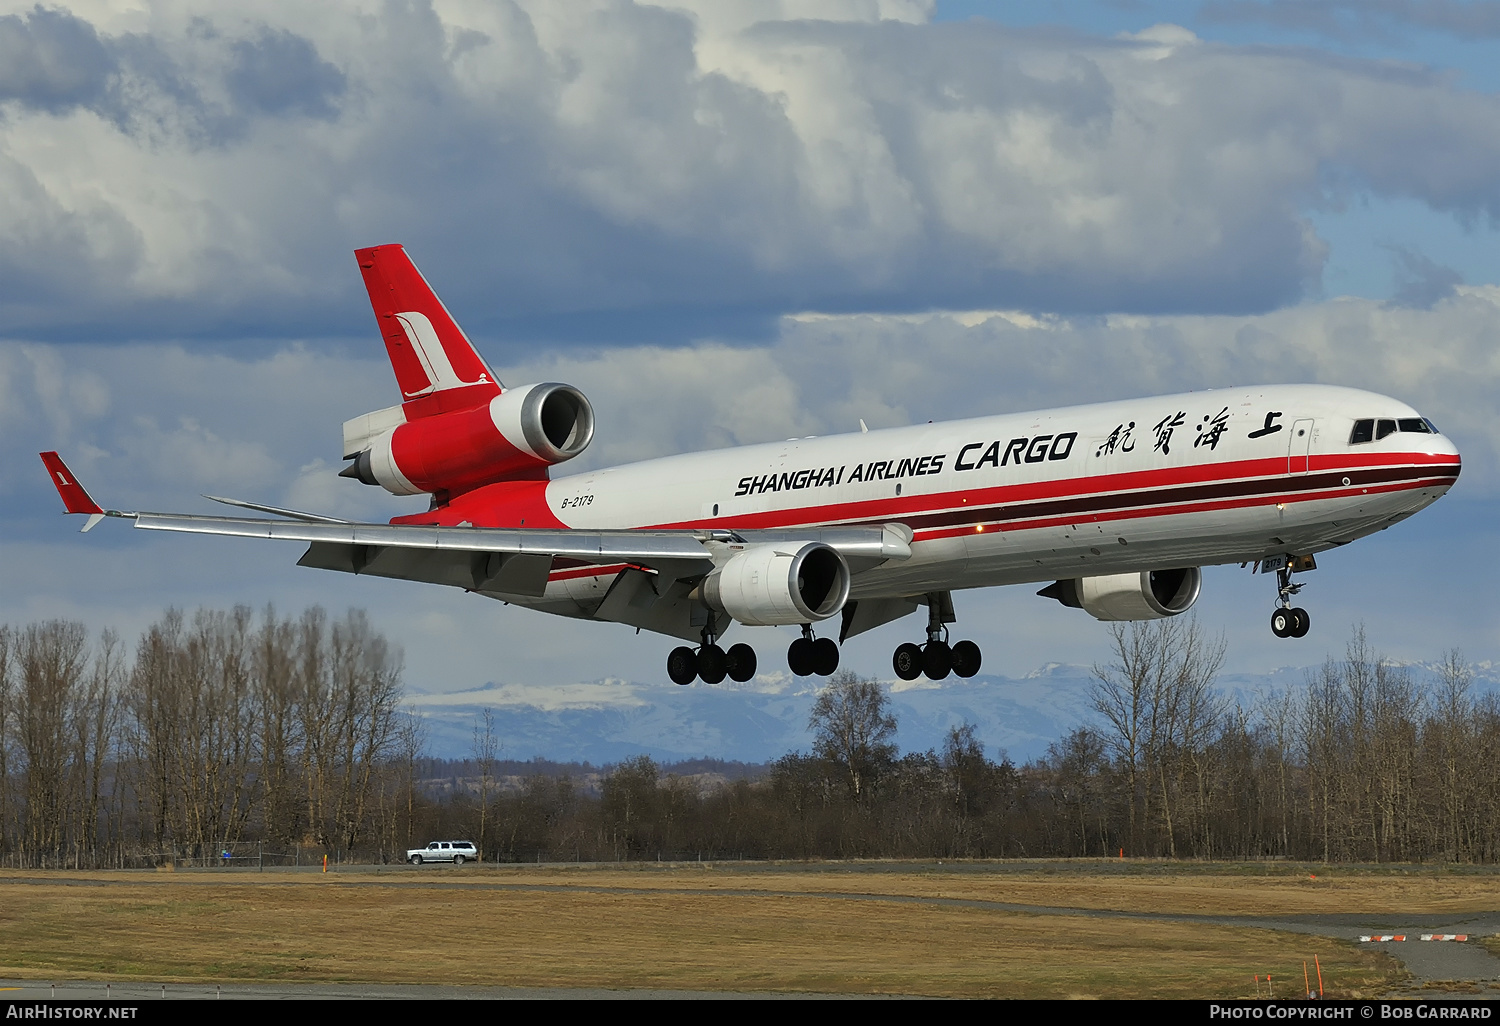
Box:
xmin=697 ymin=644 xmax=727 ymax=684
xmin=923 ymin=640 xmax=952 ymax=681
xmin=787 ymin=637 xmax=815 ymax=677
xmin=667 ymin=646 xmax=698 ymax=684
xmin=726 ymin=643 xmax=757 ymax=682
xmin=1270 ymin=608 xmax=1293 ymax=639
xmin=1289 ymin=607 xmax=1310 ymax=638
xmin=950 ymin=640 xmax=982 ymax=678
xmin=811 ymin=637 xmax=840 ymax=676
xmin=893 ymin=642 xmax=923 ymax=681
xmin=409 ymin=855 xmax=422 ymax=865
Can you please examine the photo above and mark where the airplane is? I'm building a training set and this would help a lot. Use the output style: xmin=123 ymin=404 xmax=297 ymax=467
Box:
xmin=41 ymin=244 xmax=1462 ymax=686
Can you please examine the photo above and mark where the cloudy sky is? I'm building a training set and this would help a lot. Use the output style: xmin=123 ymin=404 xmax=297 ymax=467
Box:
xmin=4 ymin=0 xmax=1498 ymax=706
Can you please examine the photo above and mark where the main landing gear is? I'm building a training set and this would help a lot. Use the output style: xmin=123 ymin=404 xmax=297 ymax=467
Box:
xmin=1268 ymin=560 xmax=1311 ymax=639
xmin=667 ymin=617 xmax=757 ymax=685
xmin=892 ymin=593 xmax=982 ymax=681
xmin=787 ymin=624 xmax=840 ymax=678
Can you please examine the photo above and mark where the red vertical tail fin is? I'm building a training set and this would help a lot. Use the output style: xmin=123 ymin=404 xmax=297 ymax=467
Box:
xmin=355 ymin=245 xmax=502 ymax=418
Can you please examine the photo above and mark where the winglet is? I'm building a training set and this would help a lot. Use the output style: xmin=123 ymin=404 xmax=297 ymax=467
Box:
xmin=39 ymin=452 xmax=106 ymax=532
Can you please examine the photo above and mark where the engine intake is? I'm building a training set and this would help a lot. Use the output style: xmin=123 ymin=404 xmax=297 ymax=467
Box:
xmin=341 ymin=382 xmax=594 ymax=497
xmin=1038 ymin=567 xmax=1201 ymax=621
xmin=701 ymin=542 xmax=851 ymax=626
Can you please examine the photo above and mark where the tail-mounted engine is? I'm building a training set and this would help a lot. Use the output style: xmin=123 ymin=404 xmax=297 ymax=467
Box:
xmin=700 ymin=542 xmax=851 ymax=627
xmin=341 ymin=382 xmax=594 ymax=498
xmin=1038 ymin=567 xmax=1201 ymax=621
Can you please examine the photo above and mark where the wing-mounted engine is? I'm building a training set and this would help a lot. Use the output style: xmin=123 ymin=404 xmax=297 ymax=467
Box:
xmin=1038 ymin=567 xmax=1201 ymax=621
xmin=341 ymin=382 xmax=595 ymax=498
xmin=700 ymin=542 xmax=851 ymax=627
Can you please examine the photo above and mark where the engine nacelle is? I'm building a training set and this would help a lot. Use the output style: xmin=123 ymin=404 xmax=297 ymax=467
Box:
xmin=701 ymin=542 xmax=851 ymax=627
xmin=343 ymin=382 xmax=594 ymax=497
xmin=1038 ymin=567 xmax=1201 ymax=621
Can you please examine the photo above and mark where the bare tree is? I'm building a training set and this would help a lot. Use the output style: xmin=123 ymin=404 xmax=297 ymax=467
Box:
xmin=125 ymin=610 xmax=180 ymax=858
xmin=0 ymin=625 xmax=13 ymax=861
xmin=254 ymin=607 xmax=303 ymax=849
xmin=326 ymin=610 xmax=402 ymax=854
xmin=397 ymin=707 xmax=427 ymax=855
xmin=809 ymin=670 xmax=897 ymax=802
xmin=601 ymin=755 xmax=659 ymax=859
xmin=1431 ymin=649 xmax=1476 ymax=861
xmin=472 ymin=708 xmax=498 ymax=859
xmin=18 ymin=621 xmax=93 ymax=865
xmin=71 ymin=629 xmax=121 ymax=863
xmin=1091 ymin=617 xmax=1224 ymax=855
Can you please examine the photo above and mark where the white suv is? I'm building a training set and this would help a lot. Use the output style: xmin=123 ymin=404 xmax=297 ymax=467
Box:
xmin=406 ymin=840 xmax=478 ymax=865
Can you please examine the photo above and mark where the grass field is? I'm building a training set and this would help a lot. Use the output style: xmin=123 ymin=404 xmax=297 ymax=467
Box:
xmin=2 ymin=860 xmax=1492 ymax=998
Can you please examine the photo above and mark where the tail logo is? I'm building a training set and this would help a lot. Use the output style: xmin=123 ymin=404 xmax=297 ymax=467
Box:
xmin=395 ymin=311 xmax=491 ymax=397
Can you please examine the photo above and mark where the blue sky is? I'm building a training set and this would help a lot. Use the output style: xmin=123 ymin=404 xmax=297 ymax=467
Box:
xmin=2 ymin=1 xmax=1496 ymax=718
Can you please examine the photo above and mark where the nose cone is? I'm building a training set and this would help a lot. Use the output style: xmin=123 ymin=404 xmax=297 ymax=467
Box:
xmin=1424 ymin=426 xmax=1462 ymax=488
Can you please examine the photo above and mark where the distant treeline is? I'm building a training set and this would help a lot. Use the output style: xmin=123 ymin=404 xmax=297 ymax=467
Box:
xmin=2 ymin=609 xmax=1498 ymax=867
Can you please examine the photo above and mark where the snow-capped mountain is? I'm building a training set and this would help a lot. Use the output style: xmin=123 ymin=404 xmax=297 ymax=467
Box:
xmin=406 ymin=659 xmax=1500 ymax=766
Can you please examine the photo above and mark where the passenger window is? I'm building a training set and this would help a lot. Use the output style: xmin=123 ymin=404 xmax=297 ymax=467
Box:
xmin=1398 ymin=418 xmax=1430 ymax=433
xmin=1350 ymin=419 xmax=1374 ymax=444
xmin=429 ymin=842 xmax=439 ymax=850
xmin=441 ymin=843 xmax=451 ymax=849
xmin=1376 ymin=419 xmax=1397 ymax=440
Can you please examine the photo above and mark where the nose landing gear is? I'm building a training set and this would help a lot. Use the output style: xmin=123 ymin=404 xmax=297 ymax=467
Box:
xmin=1270 ymin=606 xmax=1309 ymax=639
xmin=1264 ymin=557 xmax=1312 ymax=639
xmin=892 ymin=592 xmax=982 ymax=681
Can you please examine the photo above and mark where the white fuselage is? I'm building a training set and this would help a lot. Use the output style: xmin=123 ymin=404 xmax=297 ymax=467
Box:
xmin=522 ymin=384 xmax=1459 ymax=620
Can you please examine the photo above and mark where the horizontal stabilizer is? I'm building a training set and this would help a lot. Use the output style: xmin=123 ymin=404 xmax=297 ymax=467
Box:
xmin=202 ymin=495 xmax=352 ymax=524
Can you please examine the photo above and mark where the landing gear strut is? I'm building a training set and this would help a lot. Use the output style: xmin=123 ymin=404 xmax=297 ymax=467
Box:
xmin=787 ymin=624 xmax=839 ymax=677
xmin=892 ymin=593 xmax=981 ymax=681
xmin=1267 ymin=561 xmax=1311 ymax=639
xmin=667 ymin=615 xmax=758 ymax=685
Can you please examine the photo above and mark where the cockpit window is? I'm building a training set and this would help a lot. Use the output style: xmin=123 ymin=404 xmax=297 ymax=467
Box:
xmin=1424 ymin=418 xmax=1440 ymax=434
xmin=1352 ymin=417 xmax=1436 ymax=444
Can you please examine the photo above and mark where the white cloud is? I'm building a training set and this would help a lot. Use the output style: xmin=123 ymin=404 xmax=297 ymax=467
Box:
xmin=1 ymin=1 xmax=1498 ymax=338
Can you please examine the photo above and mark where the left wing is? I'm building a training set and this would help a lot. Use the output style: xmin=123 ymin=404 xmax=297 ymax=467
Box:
xmin=39 ymin=454 xmax=911 ymax=605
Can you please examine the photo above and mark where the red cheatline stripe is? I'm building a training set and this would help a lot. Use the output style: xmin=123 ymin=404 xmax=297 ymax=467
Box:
xmin=916 ymin=473 xmax=1454 ymax=542
xmin=644 ymin=455 xmax=1456 ymax=535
